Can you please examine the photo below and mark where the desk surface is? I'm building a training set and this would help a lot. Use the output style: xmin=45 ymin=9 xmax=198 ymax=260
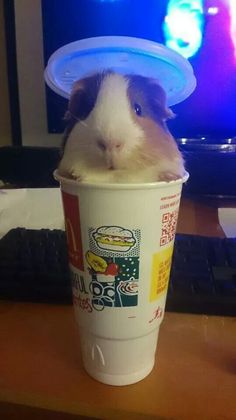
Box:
xmin=1 ymin=197 xmax=236 ymax=420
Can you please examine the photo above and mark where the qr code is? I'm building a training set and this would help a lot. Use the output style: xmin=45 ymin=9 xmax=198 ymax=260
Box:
xmin=160 ymin=210 xmax=178 ymax=246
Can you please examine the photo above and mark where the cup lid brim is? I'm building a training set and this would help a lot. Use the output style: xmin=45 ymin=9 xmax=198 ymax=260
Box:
xmin=44 ymin=36 xmax=196 ymax=106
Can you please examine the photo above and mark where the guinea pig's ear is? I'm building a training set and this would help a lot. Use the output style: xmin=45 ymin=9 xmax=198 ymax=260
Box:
xmin=149 ymin=80 xmax=175 ymax=121
xmin=65 ymin=74 xmax=102 ymax=121
xmin=65 ymin=80 xmax=88 ymax=121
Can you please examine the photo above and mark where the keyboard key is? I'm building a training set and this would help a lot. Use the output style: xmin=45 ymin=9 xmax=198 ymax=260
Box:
xmin=208 ymin=239 xmax=229 ymax=266
xmin=194 ymin=278 xmax=215 ymax=295
xmin=212 ymin=266 xmax=236 ymax=282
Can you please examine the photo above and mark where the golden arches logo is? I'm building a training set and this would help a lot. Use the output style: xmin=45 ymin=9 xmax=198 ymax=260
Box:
xmin=65 ymin=217 xmax=78 ymax=252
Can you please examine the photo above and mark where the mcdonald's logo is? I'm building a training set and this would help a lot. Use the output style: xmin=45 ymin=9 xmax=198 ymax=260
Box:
xmin=65 ymin=217 xmax=78 ymax=253
xmin=62 ymin=191 xmax=84 ymax=271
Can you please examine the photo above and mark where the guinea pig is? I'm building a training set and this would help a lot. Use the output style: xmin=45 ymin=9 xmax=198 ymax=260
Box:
xmin=58 ymin=70 xmax=185 ymax=183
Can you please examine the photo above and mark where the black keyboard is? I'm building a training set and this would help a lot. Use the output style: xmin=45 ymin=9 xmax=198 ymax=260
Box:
xmin=0 ymin=228 xmax=235 ymax=316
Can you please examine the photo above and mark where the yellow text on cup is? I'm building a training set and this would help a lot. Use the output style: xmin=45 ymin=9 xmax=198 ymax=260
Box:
xmin=150 ymin=245 xmax=174 ymax=302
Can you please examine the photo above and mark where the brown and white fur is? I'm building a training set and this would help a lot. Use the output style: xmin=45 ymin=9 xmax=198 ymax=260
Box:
xmin=58 ymin=70 xmax=184 ymax=183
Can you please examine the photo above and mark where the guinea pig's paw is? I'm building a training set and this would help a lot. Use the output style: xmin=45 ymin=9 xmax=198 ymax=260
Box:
xmin=70 ymin=169 xmax=83 ymax=181
xmin=72 ymin=173 xmax=83 ymax=182
xmin=158 ymin=171 xmax=182 ymax=182
xmin=74 ymin=175 xmax=83 ymax=182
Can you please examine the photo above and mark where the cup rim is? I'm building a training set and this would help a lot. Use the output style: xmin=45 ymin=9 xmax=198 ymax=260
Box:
xmin=53 ymin=170 xmax=189 ymax=190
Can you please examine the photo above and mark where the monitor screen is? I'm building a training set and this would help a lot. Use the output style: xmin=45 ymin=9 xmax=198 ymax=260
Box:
xmin=41 ymin=0 xmax=236 ymax=140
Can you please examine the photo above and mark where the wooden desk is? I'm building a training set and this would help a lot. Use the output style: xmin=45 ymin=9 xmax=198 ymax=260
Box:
xmin=177 ymin=197 xmax=226 ymax=238
xmin=1 ymin=197 xmax=236 ymax=420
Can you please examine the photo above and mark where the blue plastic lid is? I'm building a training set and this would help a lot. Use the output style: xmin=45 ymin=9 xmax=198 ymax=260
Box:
xmin=44 ymin=36 xmax=196 ymax=106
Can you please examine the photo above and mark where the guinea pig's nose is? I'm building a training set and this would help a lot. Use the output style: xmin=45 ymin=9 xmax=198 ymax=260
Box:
xmin=112 ymin=142 xmax=123 ymax=150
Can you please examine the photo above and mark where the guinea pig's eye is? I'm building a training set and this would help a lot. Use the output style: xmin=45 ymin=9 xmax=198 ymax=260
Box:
xmin=134 ymin=103 xmax=142 ymax=117
xmin=97 ymin=140 xmax=107 ymax=152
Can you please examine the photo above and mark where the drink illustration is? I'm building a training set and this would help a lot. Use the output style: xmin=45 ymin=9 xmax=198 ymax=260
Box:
xmin=86 ymin=243 xmax=140 ymax=309
xmin=116 ymin=278 xmax=139 ymax=307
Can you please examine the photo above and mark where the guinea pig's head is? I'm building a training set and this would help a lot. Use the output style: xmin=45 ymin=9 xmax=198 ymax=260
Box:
xmin=63 ymin=70 xmax=174 ymax=171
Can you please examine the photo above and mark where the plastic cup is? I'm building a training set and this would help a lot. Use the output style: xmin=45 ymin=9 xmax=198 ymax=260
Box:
xmin=54 ymin=170 xmax=189 ymax=386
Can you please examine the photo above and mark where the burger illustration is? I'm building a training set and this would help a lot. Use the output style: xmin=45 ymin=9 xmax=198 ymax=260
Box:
xmin=92 ymin=226 xmax=136 ymax=252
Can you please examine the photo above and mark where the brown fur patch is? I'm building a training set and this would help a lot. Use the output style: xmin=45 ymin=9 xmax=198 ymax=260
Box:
xmin=127 ymin=75 xmax=174 ymax=124
xmin=62 ymin=70 xmax=114 ymax=151
xmin=135 ymin=116 xmax=181 ymax=163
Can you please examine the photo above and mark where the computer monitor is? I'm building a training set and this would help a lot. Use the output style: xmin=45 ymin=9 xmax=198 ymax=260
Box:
xmin=7 ymin=0 xmax=236 ymax=144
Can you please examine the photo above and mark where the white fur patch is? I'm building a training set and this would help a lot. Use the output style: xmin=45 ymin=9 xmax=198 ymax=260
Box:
xmin=87 ymin=73 xmax=144 ymax=153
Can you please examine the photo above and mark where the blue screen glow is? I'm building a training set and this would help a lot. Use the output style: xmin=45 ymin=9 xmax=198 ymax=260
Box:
xmin=42 ymin=0 xmax=236 ymax=139
xmin=163 ymin=0 xmax=204 ymax=58
xmin=228 ymin=0 xmax=236 ymax=58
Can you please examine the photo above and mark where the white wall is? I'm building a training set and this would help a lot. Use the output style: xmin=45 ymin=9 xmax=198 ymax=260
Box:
xmin=14 ymin=0 xmax=61 ymax=146
xmin=0 ymin=0 xmax=11 ymax=146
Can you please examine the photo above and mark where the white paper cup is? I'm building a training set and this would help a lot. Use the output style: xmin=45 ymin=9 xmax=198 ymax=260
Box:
xmin=55 ymin=171 xmax=189 ymax=386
